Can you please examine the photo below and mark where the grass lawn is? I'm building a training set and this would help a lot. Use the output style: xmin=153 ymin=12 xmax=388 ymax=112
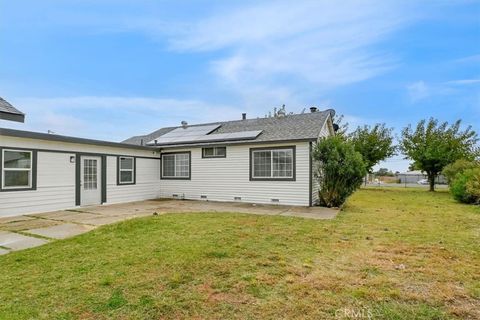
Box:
xmin=0 ymin=188 xmax=479 ymax=319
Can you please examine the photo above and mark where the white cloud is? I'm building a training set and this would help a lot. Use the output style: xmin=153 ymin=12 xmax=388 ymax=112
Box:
xmin=407 ymin=81 xmax=430 ymax=102
xmin=407 ymin=79 xmax=480 ymax=103
xmin=444 ymin=79 xmax=480 ymax=85
xmin=164 ymin=0 xmax=416 ymax=95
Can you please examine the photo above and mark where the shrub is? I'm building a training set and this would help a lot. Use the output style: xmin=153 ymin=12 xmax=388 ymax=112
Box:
xmin=312 ymin=136 xmax=366 ymax=207
xmin=443 ymin=159 xmax=479 ymax=185
xmin=450 ymin=168 xmax=480 ymax=204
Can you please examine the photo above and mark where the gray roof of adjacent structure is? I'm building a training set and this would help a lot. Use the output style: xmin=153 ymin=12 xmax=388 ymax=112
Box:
xmin=0 ymin=97 xmax=25 ymax=123
xmin=123 ymin=109 xmax=334 ymax=147
xmin=0 ymin=128 xmax=157 ymax=151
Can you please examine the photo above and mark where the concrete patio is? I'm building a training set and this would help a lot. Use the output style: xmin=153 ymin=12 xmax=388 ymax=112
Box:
xmin=0 ymin=199 xmax=338 ymax=254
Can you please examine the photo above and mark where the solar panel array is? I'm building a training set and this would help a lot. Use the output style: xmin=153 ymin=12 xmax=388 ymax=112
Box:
xmin=147 ymin=124 xmax=262 ymax=145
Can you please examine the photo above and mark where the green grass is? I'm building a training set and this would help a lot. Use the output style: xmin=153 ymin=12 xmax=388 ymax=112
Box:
xmin=0 ymin=188 xmax=479 ymax=319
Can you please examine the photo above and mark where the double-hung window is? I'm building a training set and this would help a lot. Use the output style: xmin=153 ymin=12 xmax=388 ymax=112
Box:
xmin=250 ymin=147 xmax=295 ymax=181
xmin=202 ymin=146 xmax=226 ymax=158
xmin=161 ymin=152 xmax=190 ymax=179
xmin=1 ymin=149 xmax=36 ymax=190
xmin=118 ymin=156 xmax=135 ymax=185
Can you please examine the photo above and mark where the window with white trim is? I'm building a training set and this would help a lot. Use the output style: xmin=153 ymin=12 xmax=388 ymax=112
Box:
xmin=2 ymin=149 xmax=33 ymax=189
xmin=202 ymin=146 xmax=226 ymax=158
xmin=251 ymin=148 xmax=294 ymax=180
xmin=162 ymin=153 xmax=190 ymax=179
xmin=118 ymin=156 xmax=135 ymax=184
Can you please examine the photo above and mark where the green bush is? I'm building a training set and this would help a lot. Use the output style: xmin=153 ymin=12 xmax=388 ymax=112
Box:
xmin=451 ymin=168 xmax=480 ymax=204
xmin=312 ymin=136 xmax=366 ymax=207
xmin=443 ymin=159 xmax=479 ymax=184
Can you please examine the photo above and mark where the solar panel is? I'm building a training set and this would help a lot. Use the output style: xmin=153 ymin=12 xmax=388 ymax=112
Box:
xmin=147 ymin=127 xmax=262 ymax=145
xmin=148 ymin=124 xmax=221 ymax=144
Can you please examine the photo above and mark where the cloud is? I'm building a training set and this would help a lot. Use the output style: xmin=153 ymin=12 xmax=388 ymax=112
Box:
xmin=445 ymin=79 xmax=480 ymax=85
xmin=454 ymin=54 xmax=480 ymax=64
xmin=407 ymin=81 xmax=430 ymax=102
xmin=407 ymin=79 xmax=480 ymax=102
xmin=164 ymin=0 xmax=416 ymax=95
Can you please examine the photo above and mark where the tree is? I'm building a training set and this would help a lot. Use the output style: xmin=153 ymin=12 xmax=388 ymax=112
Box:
xmin=443 ymin=159 xmax=479 ymax=184
xmin=375 ymin=168 xmax=394 ymax=176
xmin=312 ymin=136 xmax=366 ymax=207
xmin=349 ymin=123 xmax=396 ymax=174
xmin=400 ymin=118 xmax=479 ymax=191
xmin=450 ymin=168 xmax=480 ymax=204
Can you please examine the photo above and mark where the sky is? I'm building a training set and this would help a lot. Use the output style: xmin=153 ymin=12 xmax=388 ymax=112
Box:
xmin=0 ymin=0 xmax=479 ymax=172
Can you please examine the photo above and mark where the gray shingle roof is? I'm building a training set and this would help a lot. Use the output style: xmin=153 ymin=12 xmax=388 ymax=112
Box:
xmin=0 ymin=97 xmax=25 ymax=123
xmin=123 ymin=109 xmax=334 ymax=147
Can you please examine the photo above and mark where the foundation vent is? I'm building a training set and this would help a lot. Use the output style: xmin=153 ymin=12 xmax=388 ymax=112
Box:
xmin=271 ymin=199 xmax=280 ymax=203
xmin=200 ymin=195 xmax=207 ymax=199
xmin=234 ymin=196 xmax=242 ymax=201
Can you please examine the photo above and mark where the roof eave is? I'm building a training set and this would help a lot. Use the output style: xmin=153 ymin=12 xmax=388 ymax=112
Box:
xmin=0 ymin=111 xmax=25 ymax=123
xmin=0 ymin=128 xmax=157 ymax=151
xmin=157 ymin=137 xmax=317 ymax=149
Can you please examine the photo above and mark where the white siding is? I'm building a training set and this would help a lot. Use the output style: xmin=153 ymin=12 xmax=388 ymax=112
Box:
xmin=106 ymin=157 xmax=161 ymax=204
xmin=0 ymin=135 xmax=161 ymax=218
xmin=159 ymin=142 xmax=311 ymax=206
xmin=0 ymin=152 xmax=76 ymax=217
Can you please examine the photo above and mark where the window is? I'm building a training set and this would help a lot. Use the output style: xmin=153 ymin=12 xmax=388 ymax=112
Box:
xmin=117 ymin=156 xmax=135 ymax=185
xmin=161 ymin=152 xmax=190 ymax=179
xmin=1 ymin=149 xmax=36 ymax=190
xmin=202 ymin=146 xmax=226 ymax=158
xmin=84 ymin=159 xmax=98 ymax=189
xmin=250 ymin=147 xmax=295 ymax=181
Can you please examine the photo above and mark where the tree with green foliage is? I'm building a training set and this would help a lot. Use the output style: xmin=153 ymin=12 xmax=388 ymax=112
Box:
xmin=443 ymin=159 xmax=479 ymax=184
xmin=313 ymin=136 xmax=366 ymax=207
xmin=400 ymin=118 xmax=479 ymax=191
xmin=375 ymin=168 xmax=394 ymax=176
xmin=450 ymin=168 xmax=480 ymax=204
xmin=349 ymin=124 xmax=396 ymax=174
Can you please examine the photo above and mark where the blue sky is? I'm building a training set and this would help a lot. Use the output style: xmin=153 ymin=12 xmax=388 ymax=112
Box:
xmin=1 ymin=0 xmax=479 ymax=171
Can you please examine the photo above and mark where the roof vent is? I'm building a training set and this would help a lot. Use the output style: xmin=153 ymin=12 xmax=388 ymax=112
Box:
xmin=242 ymin=113 xmax=247 ymax=120
xmin=181 ymin=121 xmax=188 ymax=128
xmin=310 ymin=107 xmax=318 ymax=113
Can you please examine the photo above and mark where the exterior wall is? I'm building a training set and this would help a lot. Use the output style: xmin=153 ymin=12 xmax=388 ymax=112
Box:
xmin=106 ymin=157 xmax=161 ymax=204
xmin=0 ymin=151 xmax=76 ymax=217
xmin=159 ymin=142 xmax=311 ymax=206
xmin=0 ymin=135 xmax=161 ymax=217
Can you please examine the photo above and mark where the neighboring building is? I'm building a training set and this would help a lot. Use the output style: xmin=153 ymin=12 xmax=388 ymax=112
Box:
xmin=0 ymin=97 xmax=25 ymax=123
xmin=397 ymin=170 xmax=447 ymax=184
xmin=0 ymin=106 xmax=335 ymax=218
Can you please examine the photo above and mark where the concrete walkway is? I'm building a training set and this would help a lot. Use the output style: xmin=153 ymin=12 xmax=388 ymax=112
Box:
xmin=0 ymin=199 xmax=338 ymax=255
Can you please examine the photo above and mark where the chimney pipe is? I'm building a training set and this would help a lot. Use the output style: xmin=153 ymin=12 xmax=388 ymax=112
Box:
xmin=242 ymin=113 xmax=247 ymax=120
xmin=310 ymin=107 xmax=317 ymax=113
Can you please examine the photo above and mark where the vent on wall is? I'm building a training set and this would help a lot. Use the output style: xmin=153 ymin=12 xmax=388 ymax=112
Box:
xmin=172 ymin=194 xmax=179 ymax=198
xmin=271 ymin=199 xmax=280 ymax=203
xmin=234 ymin=196 xmax=242 ymax=201
xmin=200 ymin=195 xmax=207 ymax=199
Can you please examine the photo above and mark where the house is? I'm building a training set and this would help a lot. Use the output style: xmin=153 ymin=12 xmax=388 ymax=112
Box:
xmin=0 ymin=100 xmax=335 ymax=218
xmin=0 ymin=97 xmax=25 ymax=123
